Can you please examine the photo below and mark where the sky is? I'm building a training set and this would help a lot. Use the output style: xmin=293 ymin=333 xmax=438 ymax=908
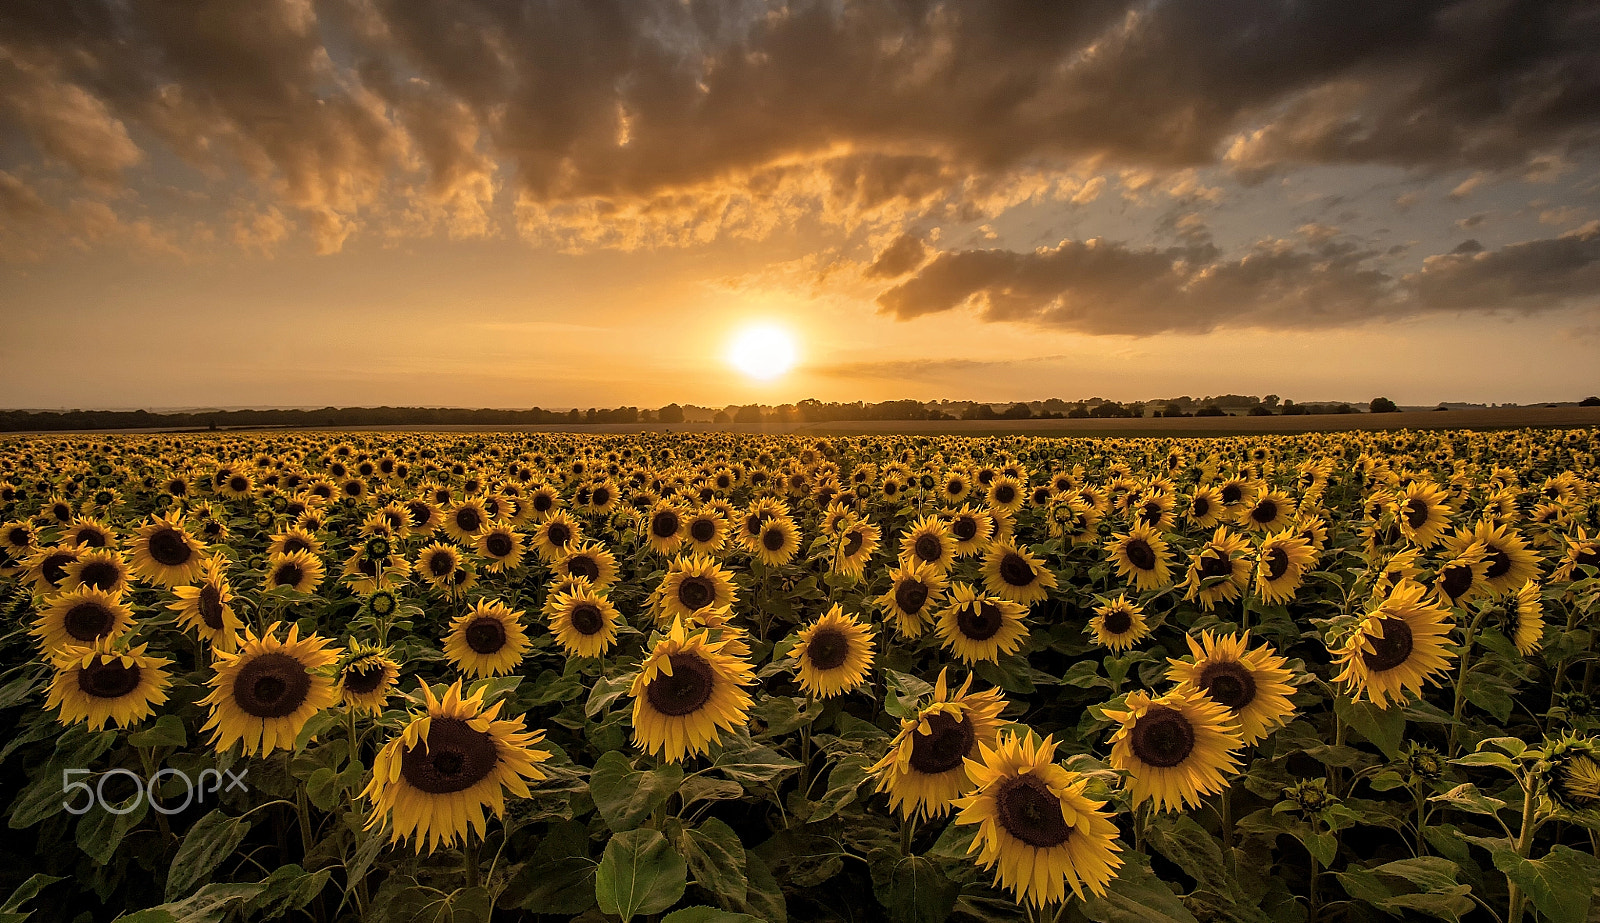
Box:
xmin=2 ymin=0 xmax=1599 ymax=410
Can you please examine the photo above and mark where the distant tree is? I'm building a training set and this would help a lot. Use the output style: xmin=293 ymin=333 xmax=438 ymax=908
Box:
xmin=712 ymin=410 xmax=731 ymax=425
xmin=657 ymin=403 xmax=685 ymax=423
xmin=963 ymin=403 xmax=1000 ymax=421
xmin=734 ymin=404 xmax=764 ymax=424
xmin=1263 ymin=394 xmax=1281 ymax=409
xmin=1127 ymin=402 xmax=1146 ymax=418
xmin=1582 ymin=396 xmax=1600 ymax=407
xmin=1370 ymin=397 xmax=1400 ymax=414
xmin=1281 ymin=401 xmax=1306 ymax=416
xmin=1161 ymin=402 xmax=1188 ymax=418
xmin=567 ymin=408 xmax=581 ymax=422
xmin=1248 ymin=406 xmax=1273 ymax=416
xmin=1067 ymin=407 xmax=1090 ymax=419
xmin=1196 ymin=405 xmax=1227 ymax=417
xmin=1001 ymin=402 xmax=1032 ymax=420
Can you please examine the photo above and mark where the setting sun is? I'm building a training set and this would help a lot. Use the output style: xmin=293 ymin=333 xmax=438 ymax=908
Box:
xmin=727 ymin=323 xmax=799 ymax=381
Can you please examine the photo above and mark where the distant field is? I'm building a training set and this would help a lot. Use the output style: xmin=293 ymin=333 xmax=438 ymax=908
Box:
xmin=7 ymin=404 xmax=1597 ymax=437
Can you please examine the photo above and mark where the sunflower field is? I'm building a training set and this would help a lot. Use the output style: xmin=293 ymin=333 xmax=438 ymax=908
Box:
xmin=0 ymin=429 xmax=1598 ymax=923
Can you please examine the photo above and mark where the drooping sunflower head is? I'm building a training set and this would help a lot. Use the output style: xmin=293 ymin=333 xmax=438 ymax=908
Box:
xmin=1167 ymin=630 xmax=1297 ymax=746
xmin=945 ymin=505 xmax=995 ymax=558
xmin=33 ymin=586 xmax=135 ymax=654
xmin=1105 ymin=688 xmax=1244 ymax=813
xmin=1108 ymin=526 xmax=1174 ymax=593
xmin=871 ymin=668 xmax=1009 ymax=820
xmin=1089 ymin=595 xmax=1151 ymax=652
xmin=1452 ymin=520 xmax=1540 ymax=595
xmin=1433 ymin=542 xmax=1489 ymax=606
xmin=1332 ymin=580 xmax=1456 ymax=709
xmin=443 ymin=599 xmax=531 ymax=678
xmin=338 ymin=642 xmax=401 ymax=712
xmin=167 ymin=554 xmax=243 ymax=651
xmin=874 ymin=559 xmax=948 ymax=639
xmin=201 ymin=622 xmax=340 ymax=756
xmin=629 ymin=620 xmax=755 ymax=762
xmin=128 ymin=513 xmax=206 ymax=588
xmin=1187 ymin=487 xmax=1225 ymax=528
xmin=1181 ymin=526 xmax=1252 ymax=611
xmin=1 ymin=520 xmax=37 ymax=555
xmin=1397 ymin=481 xmax=1454 ymax=548
xmin=363 ymin=681 xmax=549 ymax=853
xmin=830 ymin=518 xmax=881 ymax=579
xmin=46 ymin=637 xmax=172 ymax=730
xmin=1504 ymin=580 xmax=1545 ymax=656
xmin=937 ymin=582 xmax=1029 ymax=665
xmin=951 ymin=730 xmax=1124 ymax=907
xmin=22 ymin=544 xmax=80 ymax=595
xmin=981 ymin=541 xmax=1058 ymax=605
xmin=792 ymin=605 xmax=875 ymax=698
xmin=548 ymin=585 xmax=621 ymax=660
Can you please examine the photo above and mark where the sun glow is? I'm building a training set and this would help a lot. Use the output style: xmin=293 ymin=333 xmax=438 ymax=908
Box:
xmin=727 ymin=323 xmax=798 ymax=381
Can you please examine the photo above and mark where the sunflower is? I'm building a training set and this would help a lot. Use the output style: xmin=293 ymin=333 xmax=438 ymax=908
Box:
xmin=0 ymin=520 xmax=37 ymax=556
xmin=403 ymin=498 xmax=443 ymax=537
xmin=876 ymin=560 xmax=948 ymax=638
xmin=1181 ymin=527 xmax=1253 ymax=611
xmin=871 ymin=669 xmax=1009 ymax=820
xmin=1397 ymin=482 xmax=1454 ymax=548
xmin=642 ymin=501 xmax=688 ymax=556
xmin=443 ymin=599 xmax=531 ymax=678
xmin=61 ymin=548 xmax=131 ymax=596
xmin=1434 ymin=543 xmax=1490 ymax=606
xmin=417 ymin=542 xmax=463 ymax=592
xmin=1168 ymin=631 xmax=1296 ymax=745
xmin=45 ymin=638 xmax=171 ymax=730
xmin=1552 ymin=528 xmax=1600 ymax=582
xmin=736 ymin=497 xmax=789 ymax=553
xmin=168 ymin=555 xmax=244 ymax=651
xmin=1105 ymin=688 xmax=1243 ymax=812
xmin=656 ymin=554 xmax=738 ymax=622
xmin=952 ymin=731 xmax=1123 ymax=907
xmin=682 ymin=507 xmax=728 ymax=555
xmin=1238 ymin=490 xmax=1296 ymax=532
xmin=531 ymin=511 xmax=584 ymax=563
xmin=364 ymin=680 xmax=549 ymax=854
xmin=265 ymin=549 xmax=325 ymax=595
xmin=1332 ymin=580 xmax=1456 ymax=709
xmin=1505 ymin=580 xmax=1545 ymax=656
xmin=33 ymin=587 xmax=135 ymax=653
xmin=341 ymin=549 xmax=411 ymax=595
xmin=22 ymin=545 xmax=79 ymax=595
xmin=630 ymin=620 xmax=755 ymax=762
xmin=554 ymin=541 xmax=620 ymax=590
xmin=268 ymin=527 xmax=323 ymax=558
xmin=753 ymin=515 xmax=801 ymax=567
xmin=792 ymin=605 xmax=875 ymax=698
xmin=1107 ymin=526 xmax=1174 ymax=592
xmin=985 ymin=475 xmax=1027 ymax=515
xmin=472 ymin=524 xmax=526 ymax=573
xmin=946 ymin=505 xmax=995 ymax=558
xmin=441 ymin=499 xmax=491 ymax=544
xmin=937 ymin=582 xmax=1029 ymax=665
xmin=338 ymin=643 xmax=401 ymax=713
xmin=62 ymin=517 xmax=118 ymax=549
xmin=201 ymin=622 xmax=339 ymax=756
xmin=831 ymin=518 xmax=880 ymax=579
xmin=1448 ymin=521 xmax=1541 ymax=595
xmin=1254 ymin=531 xmax=1316 ymax=605
xmin=899 ymin=515 xmax=955 ymax=573
xmin=548 ymin=584 xmax=621 ymax=659
xmin=1216 ymin=477 xmax=1256 ymax=511
xmin=981 ymin=541 xmax=1057 ymax=605
xmin=1187 ymin=487 xmax=1225 ymax=528
xmin=525 ymin=484 xmax=562 ymax=521
xmin=1089 ymin=595 xmax=1151 ymax=652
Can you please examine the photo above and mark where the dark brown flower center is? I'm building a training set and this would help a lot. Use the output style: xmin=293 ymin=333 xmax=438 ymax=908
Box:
xmin=895 ymin=579 xmax=929 ymax=614
xmin=914 ymin=534 xmax=942 ymax=563
xmin=78 ymin=529 xmax=108 ymax=548
xmin=342 ymin=663 xmax=387 ymax=695
xmin=677 ymin=575 xmax=716 ymax=611
xmin=464 ymin=616 xmax=508 ymax=654
xmin=547 ymin=523 xmax=572 ymax=548
xmin=454 ymin=508 xmax=483 ymax=533
xmin=645 ymin=652 xmax=715 ymax=716
xmin=1102 ymin=608 xmax=1133 ymax=635
xmin=1361 ymin=617 xmax=1414 ymax=672
xmin=592 ymin=487 xmax=612 ymax=506
xmin=994 ymin=484 xmax=1016 ymax=505
xmin=1484 ymin=546 xmax=1512 ymax=579
xmin=651 ymin=510 xmax=681 ymax=539
xmin=532 ymin=493 xmax=553 ymax=512
xmin=566 ymin=554 xmax=601 ymax=581
xmin=400 ymin=717 xmax=498 ymax=794
xmin=1251 ymin=500 xmax=1279 ymax=524
xmin=690 ymin=519 xmax=716 ymax=543
xmin=952 ymin=517 xmax=978 ymax=542
xmin=65 ymin=601 xmax=116 ymax=640
xmin=79 ymin=560 xmax=120 ymax=591
xmin=1193 ymin=497 xmax=1211 ymax=517
xmin=41 ymin=552 xmax=74 ymax=586
xmin=232 ymin=652 xmax=312 ymax=718
xmin=427 ymin=552 xmax=454 ymax=577
xmin=1130 ymin=705 xmax=1196 ymax=768
xmin=998 ymin=552 xmax=1035 ymax=587
xmin=957 ymin=601 xmax=1005 ymax=641
xmin=1404 ymin=499 xmax=1430 ymax=530
xmin=1199 ymin=552 xmax=1233 ymax=579
xmin=1440 ymin=563 xmax=1474 ymax=600
xmin=1265 ymin=547 xmax=1290 ymax=581
xmin=78 ymin=658 xmax=142 ymax=698
xmin=272 ymin=563 xmax=305 ymax=588
xmin=761 ymin=526 xmax=787 ymax=552
xmin=1221 ymin=484 xmax=1243 ymax=505
xmin=198 ymin=583 xmax=226 ymax=629
xmin=1198 ymin=660 xmax=1257 ymax=709
xmin=147 ymin=527 xmax=192 ymax=567
xmin=283 ymin=537 xmax=312 ymax=554
xmin=5 ymin=526 xmax=31 ymax=548
xmin=1125 ymin=539 xmax=1157 ymax=571
xmin=407 ymin=501 xmax=433 ymax=527
xmin=485 ymin=532 xmax=514 ymax=558
xmin=805 ymin=627 xmax=851 ymax=670
xmin=842 ymin=530 xmax=865 ymax=557
xmin=569 ymin=603 xmax=605 ymax=635
xmin=995 ymin=773 xmax=1073 ymax=848
xmin=907 ymin=711 xmax=976 ymax=774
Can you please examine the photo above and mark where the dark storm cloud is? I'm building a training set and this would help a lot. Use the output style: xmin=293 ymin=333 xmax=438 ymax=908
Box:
xmin=876 ymin=224 xmax=1600 ymax=334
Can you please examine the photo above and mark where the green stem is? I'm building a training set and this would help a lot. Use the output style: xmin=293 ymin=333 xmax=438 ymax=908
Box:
xmin=464 ymin=832 xmax=482 ymax=890
xmin=1506 ymin=776 xmax=1540 ymax=923
xmin=1449 ymin=608 xmax=1488 ymax=757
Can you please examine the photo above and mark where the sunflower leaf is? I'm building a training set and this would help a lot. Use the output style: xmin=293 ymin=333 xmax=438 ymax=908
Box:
xmin=584 ymin=671 xmax=637 ymax=717
xmin=1079 ymin=851 xmax=1199 ymax=923
xmin=589 ymin=751 xmax=682 ymax=832
xmin=713 ymin=734 xmax=802 ymax=784
xmin=595 ymin=828 xmax=688 ymax=923
xmin=165 ymin=809 xmax=252 ymax=901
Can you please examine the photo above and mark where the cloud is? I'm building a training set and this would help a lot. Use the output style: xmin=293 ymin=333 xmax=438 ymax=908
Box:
xmin=876 ymin=224 xmax=1600 ymax=335
xmin=864 ymin=233 xmax=928 ymax=278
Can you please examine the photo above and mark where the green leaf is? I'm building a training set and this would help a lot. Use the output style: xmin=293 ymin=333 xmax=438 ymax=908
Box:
xmin=1336 ymin=857 xmax=1474 ymax=922
xmin=713 ymin=735 xmax=802 ymax=784
xmin=117 ymin=882 xmax=265 ymax=923
xmin=1335 ymin=695 xmax=1406 ymax=760
xmin=1145 ymin=813 xmax=1229 ymax=894
xmin=734 ymin=852 xmax=786 ymax=923
xmin=243 ymin=865 xmax=332 ymax=918
xmin=505 ymin=819 xmax=597 ymax=915
xmin=76 ymin=789 xmax=149 ymax=864
xmin=1079 ymin=852 xmax=1198 ymax=923
xmin=589 ymin=750 xmax=683 ymax=832
xmin=0 ymin=675 xmax=38 ymax=711
xmin=670 ymin=817 xmax=748 ymax=908
xmin=1493 ymin=844 xmax=1600 ymax=923
xmin=1451 ymin=751 xmax=1517 ymax=772
xmin=1428 ymin=783 xmax=1506 ymax=817
xmin=662 ymin=909 xmax=760 ymax=923
xmin=165 ymin=810 xmax=252 ymax=901
xmin=874 ymin=854 xmax=960 ymax=923
xmin=809 ymin=753 xmax=872 ymax=823
xmin=748 ymin=696 xmax=820 ymax=738
xmin=595 ymin=828 xmax=689 ymax=923
xmin=128 ymin=714 xmax=188 ymax=749
xmin=678 ymin=776 xmax=745 ymax=809
xmin=0 ymin=874 xmax=63 ymax=915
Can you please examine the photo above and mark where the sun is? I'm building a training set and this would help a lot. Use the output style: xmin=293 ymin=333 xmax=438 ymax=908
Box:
xmin=727 ymin=323 xmax=798 ymax=381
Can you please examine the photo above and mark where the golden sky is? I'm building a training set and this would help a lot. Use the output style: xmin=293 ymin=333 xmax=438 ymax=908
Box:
xmin=2 ymin=0 xmax=1598 ymax=409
